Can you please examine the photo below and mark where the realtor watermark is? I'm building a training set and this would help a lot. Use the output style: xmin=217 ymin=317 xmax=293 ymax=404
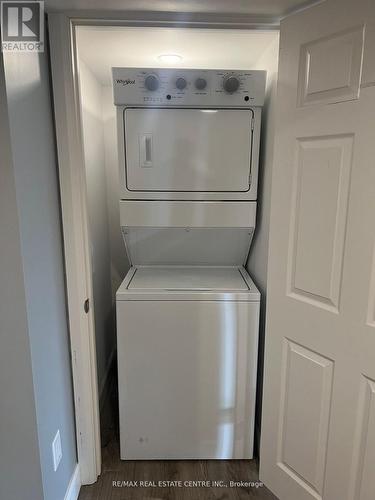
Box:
xmin=1 ymin=1 xmax=44 ymax=52
xmin=112 ymin=479 xmax=265 ymax=489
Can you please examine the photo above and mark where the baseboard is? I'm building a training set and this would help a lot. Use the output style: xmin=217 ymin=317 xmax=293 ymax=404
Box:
xmin=64 ymin=464 xmax=80 ymax=500
xmin=99 ymin=348 xmax=116 ymax=410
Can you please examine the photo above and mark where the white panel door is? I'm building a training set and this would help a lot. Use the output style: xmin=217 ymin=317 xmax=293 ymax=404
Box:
xmin=260 ymin=1 xmax=375 ymax=499
xmin=124 ymin=108 xmax=253 ymax=192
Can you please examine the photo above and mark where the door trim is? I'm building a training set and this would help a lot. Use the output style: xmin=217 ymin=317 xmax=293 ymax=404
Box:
xmin=47 ymin=11 xmax=278 ymax=485
xmin=48 ymin=14 xmax=101 ymax=485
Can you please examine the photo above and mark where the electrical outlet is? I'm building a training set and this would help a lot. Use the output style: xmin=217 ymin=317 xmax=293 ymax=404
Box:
xmin=52 ymin=430 xmax=62 ymax=471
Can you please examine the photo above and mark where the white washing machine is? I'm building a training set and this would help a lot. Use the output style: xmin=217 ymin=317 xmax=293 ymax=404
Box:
xmin=113 ymin=68 xmax=265 ymax=460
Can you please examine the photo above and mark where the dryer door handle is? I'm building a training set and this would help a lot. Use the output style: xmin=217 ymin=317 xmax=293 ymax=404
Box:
xmin=140 ymin=134 xmax=153 ymax=167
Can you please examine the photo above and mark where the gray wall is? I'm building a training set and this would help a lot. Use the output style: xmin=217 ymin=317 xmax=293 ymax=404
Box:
xmin=3 ymin=34 xmax=77 ymax=500
xmin=0 ymin=51 xmax=45 ymax=500
xmin=79 ymin=60 xmax=116 ymax=396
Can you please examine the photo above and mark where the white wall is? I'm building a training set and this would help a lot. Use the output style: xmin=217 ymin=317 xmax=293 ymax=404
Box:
xmin=2 ymin=41 xmax=77 ymax=500
xmin=246 ymin=34 xmax=280 ymax=449
xmin=77 ymin=29 xmax=279 ymax=448
xmin=77 ymin=29 xmax=279 ymax=307
xmin=79 ymin=60 xmax=116 ymax=396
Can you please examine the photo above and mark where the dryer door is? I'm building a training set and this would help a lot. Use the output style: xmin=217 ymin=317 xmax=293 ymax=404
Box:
xmin=124 ymin=108 xmax=253 ymax=193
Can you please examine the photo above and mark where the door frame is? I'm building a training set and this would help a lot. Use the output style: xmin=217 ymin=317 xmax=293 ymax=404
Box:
xmin=48 ymin=10 xmax=281 ymax=485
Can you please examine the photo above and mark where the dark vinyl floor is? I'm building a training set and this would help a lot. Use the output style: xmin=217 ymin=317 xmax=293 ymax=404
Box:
xmin=79 ymin=366 xmax=277 ymax=500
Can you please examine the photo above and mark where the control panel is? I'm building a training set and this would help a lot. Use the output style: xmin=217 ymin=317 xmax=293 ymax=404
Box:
xmin=112 ymin=68 xmax=266 ymax=107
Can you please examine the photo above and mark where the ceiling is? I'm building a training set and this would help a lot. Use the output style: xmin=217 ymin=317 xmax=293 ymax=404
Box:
xmin=46 ymin=0 xmax=322 ymax=21
xmin=76 ymin=27 xmax=279 ymax=85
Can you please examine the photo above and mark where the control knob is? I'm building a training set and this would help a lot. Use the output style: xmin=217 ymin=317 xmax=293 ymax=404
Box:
xmin=223 ymin=75 xmax=240 ymax=94
xmin=175 ymin=77 xmax=187 ymax=90
xmin=144 ymin=74 xmax=160 ymax=91
xmin=195 ymin=77 xmax=207 ymax=90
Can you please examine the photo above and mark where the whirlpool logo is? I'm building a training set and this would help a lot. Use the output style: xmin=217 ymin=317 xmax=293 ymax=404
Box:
xmin=116 ymin=78 xmax=136 ymax=86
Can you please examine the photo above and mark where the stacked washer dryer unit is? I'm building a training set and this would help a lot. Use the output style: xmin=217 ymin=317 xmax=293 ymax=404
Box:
xmin=113 ymin=67 xmax=266 ymax=460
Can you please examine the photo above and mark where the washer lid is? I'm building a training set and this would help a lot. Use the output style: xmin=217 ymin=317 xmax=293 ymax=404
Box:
xmin=117 ymin=266 xmax=260 ymax=301
xmin=128 ymin=266 xmax=249 ymax=291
